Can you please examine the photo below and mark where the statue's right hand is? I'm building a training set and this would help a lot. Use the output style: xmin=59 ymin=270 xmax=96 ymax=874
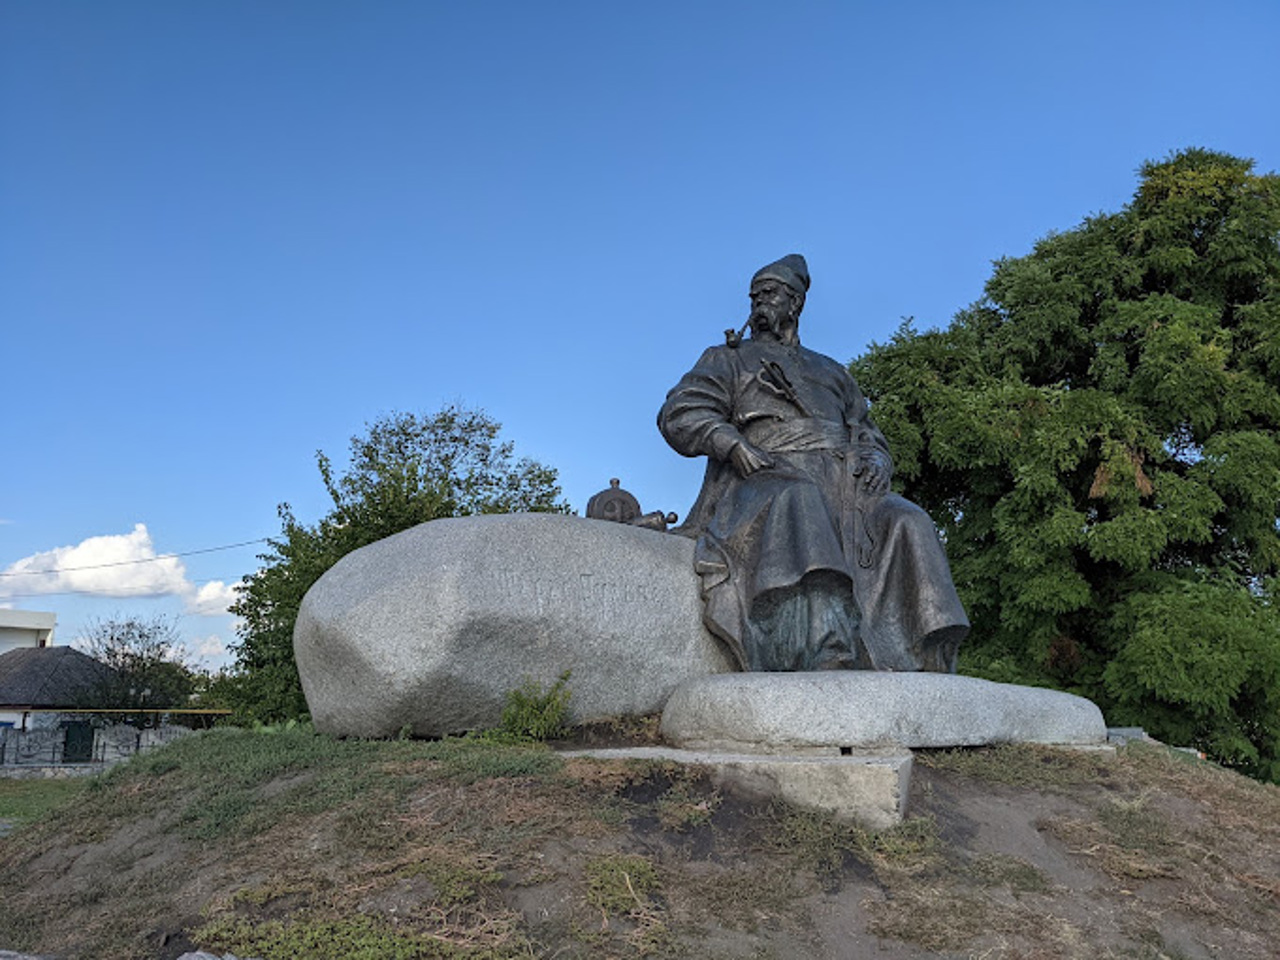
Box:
xmin=730 ymin=441 xmax=773 ymax=477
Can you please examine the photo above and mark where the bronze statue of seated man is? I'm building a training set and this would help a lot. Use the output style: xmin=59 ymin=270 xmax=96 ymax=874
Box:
xmin=658 ymin=254 xmax=969 ymax=673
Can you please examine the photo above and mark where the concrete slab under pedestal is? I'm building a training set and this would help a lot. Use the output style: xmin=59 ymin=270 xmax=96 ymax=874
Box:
xmin=562 ymin=746 xmax=912 ymax=830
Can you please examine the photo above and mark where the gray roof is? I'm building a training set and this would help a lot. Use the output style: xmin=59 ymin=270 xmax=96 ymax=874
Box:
xmin=0 ymin=646 xmax=113 ymax=708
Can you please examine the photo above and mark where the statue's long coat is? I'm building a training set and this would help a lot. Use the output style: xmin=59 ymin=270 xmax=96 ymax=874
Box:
xmin=658 ymin=337 xmax=968 ymax=672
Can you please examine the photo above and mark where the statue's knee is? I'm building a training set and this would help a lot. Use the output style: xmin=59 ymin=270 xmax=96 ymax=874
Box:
xmin=871 ymin=493 xmax=927 ymax=524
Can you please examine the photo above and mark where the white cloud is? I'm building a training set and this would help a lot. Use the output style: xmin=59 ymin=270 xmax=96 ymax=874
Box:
xmin=194 ymin=634 xmax=230 ymax=660
xmin=0 ymin=524 xmax=188 ymax=600
xmin=1 ymin=525 xmax=241 ymax=619
xmin=185 ymin=580 xmax=239 ymax=617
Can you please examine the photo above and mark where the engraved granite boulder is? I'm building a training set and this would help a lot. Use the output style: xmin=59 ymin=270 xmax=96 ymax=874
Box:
xmin=294 ymin=513 xmax=735 ymax=738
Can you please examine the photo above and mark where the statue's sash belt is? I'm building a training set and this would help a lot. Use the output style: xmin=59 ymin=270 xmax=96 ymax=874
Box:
xmin=742 ymin=417 xmax=849 ymax=453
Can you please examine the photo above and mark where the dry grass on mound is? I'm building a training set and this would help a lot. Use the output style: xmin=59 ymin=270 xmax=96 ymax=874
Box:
xmin=1 ymin=728 xmax=1278 ymax=960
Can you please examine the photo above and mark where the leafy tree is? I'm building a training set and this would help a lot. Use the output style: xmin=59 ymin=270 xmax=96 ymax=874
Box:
xmin=77 ymin=614 xmax=199 ymax=727
xmin=853 ymin=149 xmax=1280 ymax=781
xmin=228 ymin=405 xmax=570 ymax=722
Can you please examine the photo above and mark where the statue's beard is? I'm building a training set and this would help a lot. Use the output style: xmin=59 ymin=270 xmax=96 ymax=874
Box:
xmin=750 ymin=310 xmax=797 ymax=343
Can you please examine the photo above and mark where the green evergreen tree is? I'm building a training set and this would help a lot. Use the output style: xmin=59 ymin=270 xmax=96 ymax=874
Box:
xmin=228 ymin=405 xmax=569 ymax=722
xmin=853 ymin=149 xmax=1280 ymax=781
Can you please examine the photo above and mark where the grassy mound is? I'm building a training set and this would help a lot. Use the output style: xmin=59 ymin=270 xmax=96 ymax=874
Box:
xmin=2 ymin=727 xmax=1278 ymax=959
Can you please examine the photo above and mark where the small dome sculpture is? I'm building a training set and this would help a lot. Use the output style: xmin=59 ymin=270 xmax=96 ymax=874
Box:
xmin=585 ymin=478 xmax=677 ymax=532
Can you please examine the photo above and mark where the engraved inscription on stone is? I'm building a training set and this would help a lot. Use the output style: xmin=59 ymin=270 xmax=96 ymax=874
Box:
xmin=491 ymin=571 xmax=656 ymax=616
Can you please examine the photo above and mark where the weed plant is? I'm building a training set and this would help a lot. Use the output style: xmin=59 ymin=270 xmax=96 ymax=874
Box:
xmin=584 ymin=853 xmax=669 ymax=954
xmin=492 ymin=671 xmax=571 ymax=742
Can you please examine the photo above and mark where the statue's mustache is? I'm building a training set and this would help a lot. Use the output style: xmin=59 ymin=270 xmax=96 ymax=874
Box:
xmin=750 ymin=308 xmax=787 ymax=328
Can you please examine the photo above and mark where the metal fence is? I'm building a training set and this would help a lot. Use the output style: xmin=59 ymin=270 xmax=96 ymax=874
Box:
xmin=0 ymin=710 xmax=229 ymax=769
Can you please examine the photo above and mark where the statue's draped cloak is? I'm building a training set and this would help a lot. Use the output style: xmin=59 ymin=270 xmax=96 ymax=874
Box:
xmin=658 ymin=338 xmax=969 ymax=672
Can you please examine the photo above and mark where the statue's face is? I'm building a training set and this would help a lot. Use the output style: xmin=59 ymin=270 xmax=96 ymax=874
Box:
xmin=749 ymin=279 xmax=799 ymax=341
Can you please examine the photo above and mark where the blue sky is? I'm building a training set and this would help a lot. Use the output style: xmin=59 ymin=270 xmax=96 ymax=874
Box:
xmin=3 ymin=1 xmax=1278 ymax=668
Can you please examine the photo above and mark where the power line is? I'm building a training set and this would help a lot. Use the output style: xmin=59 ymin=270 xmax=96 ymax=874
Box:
xmin=0 ymin=538 xmax=270 ymax=578
xmin=0 ymin=576 xmax=243 ymax=602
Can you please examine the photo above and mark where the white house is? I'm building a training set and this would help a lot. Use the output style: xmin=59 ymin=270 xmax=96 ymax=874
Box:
xmin=0 ymin=610 xmax=58 ymax=730
xmin=0 ymin=609 xmax=56 ymax=656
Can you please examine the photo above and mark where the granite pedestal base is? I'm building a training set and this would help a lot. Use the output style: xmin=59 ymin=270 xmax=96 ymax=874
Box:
xmin=567 ymin=672 xmax=1109 ymax=830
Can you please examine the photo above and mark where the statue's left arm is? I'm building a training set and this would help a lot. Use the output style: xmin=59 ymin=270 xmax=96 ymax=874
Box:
xmin=844 ymin=369 xmax=893 ymax=495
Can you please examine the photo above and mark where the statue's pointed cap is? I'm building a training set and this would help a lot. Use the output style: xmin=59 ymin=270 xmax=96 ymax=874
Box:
xmin=751 ymin=254 xmax=810 ymax=294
